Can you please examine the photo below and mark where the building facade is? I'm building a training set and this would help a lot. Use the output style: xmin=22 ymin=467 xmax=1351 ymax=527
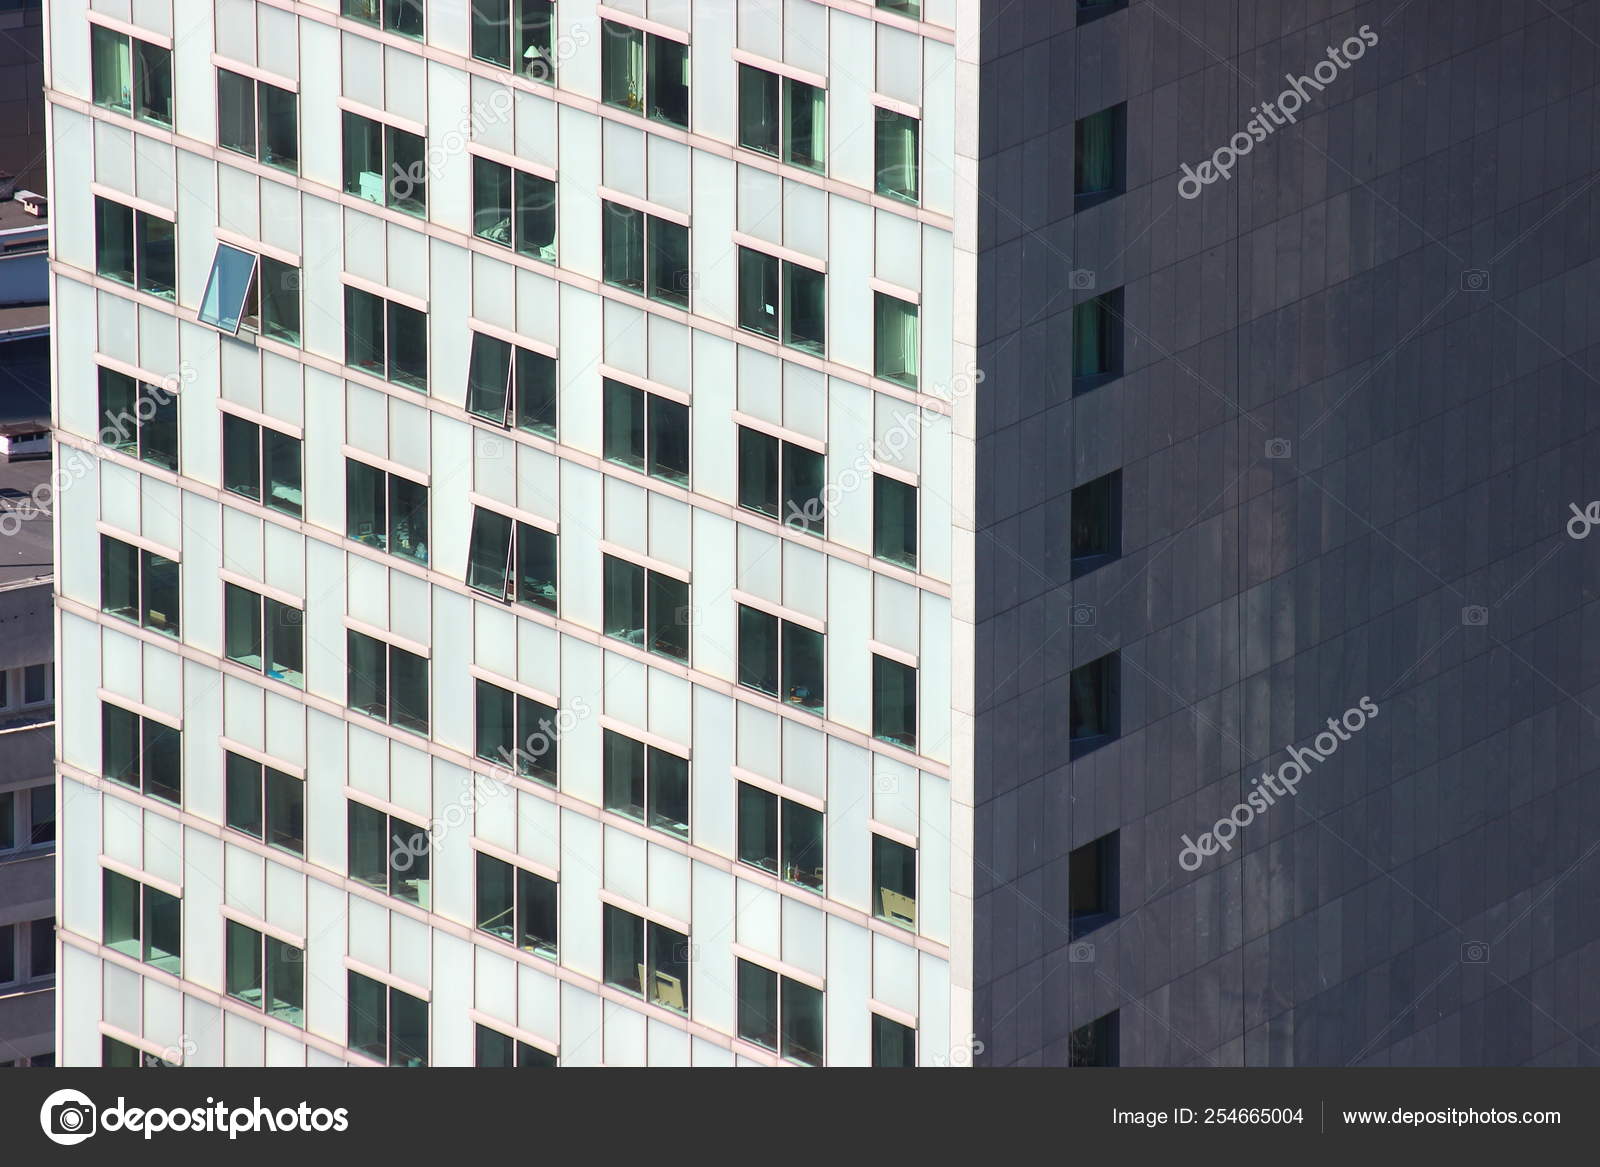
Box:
xmin=46 ymin=0 xmax=977 ymax=1066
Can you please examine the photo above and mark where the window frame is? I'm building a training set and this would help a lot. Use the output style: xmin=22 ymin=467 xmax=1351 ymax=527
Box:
xmin=342 ymin=109 xmax=428 ymax=216
xmin=102 ymin=867 xmax=182 ymax=975
xmin=873 ymin=104 xmax=921 ymax=206
xmin=345 ymin=457 xmax=430 ymax=566
xmin=347 ymin=969 xmax=429 ymax=1067
xmin=872 ymin=832 xmax=918 ymax=931
xmin=737 ymin=63 xmax=827 ymax=173
xmin=474 ymin=1022 xmax=558 ymax=1066
xmin=342 ymin=0 xmax=425 ymax=41
xmin=223 ymin=581 xmax=306 ymax=689
xmin=101 ymin=700 xmax=182 ymax=806
xmin=736 ymin=424 xmax=827 ymax=535
xmin=1068 ymin=830 xmax=1120 ymax=939
xmin=601 ymin=376 xmax=691 ymax=487
xmin=465 ymin=506 xmax=559 ymax=615
xmin=735 ymin=602 xmax=826 ymax=717
xmin=1070 ymin=469 xmax=1122 ymax=578
xmin=465 ymin=329 xmax=559 ymax=438
xmin=96 ymin=365 xmax=179 ymax=472
xmin=90 ymin=24 xmax=172 ymax=127
xmin=602 ymin=727 xmax=691 ymax=840
xmin=223 ymin=748 xmax=305 ymax=856
xmin=471 ymin=153 xmax=558 ymax=262
xmin=872 ymin=1012 xmax=917 ymax=1067
xmin=198 ymin=242 xmax=303 ymax=345
xmin=736 ymin=245 xmax=826 ymax=355
xmin=93 ymin=196 xmax=176 ymax=301
xmin=343 ymin=284 xmax=429 ymax=390
xmin=347 ymin=799 xmax=432 ymax=909
xmin=224 ymin=918 xmax=306 ymax=1027
xmin=599 ymin=19 xmax=690 ymax=129
xmin=600 ymin=199 xmax=692 ymax=308
xmin=735 ymin=780 xmax=825 ymax=894
xmin=216 ymin=66 xmax=299 ymax=173
xmin=602 ymin=903 xmax=691 ymax=1015
xmin=0 ymin=783 xmax=55 ymax=852
xmin=1068 ymin=650 xmax=1120 ymax=757
xmin=872 ymin=472 xmax=919 ymax=570
xmin=473 ymin=849 xmax=560 ymax=961
xmin=1071 ymin=287 xmax=1125 ymax=394
xmin=346 ymin=627 xmax=431 ymax=737
xmin=221 ymin=412 xmax=304 ymax=519
xmin=602 ymin=553 xmax=691 ymax=664
xmin=872 ymin=652 xmax=918 ymax=752
xmin=735 ymin=957 xmax=826 ymax=1066
xmin=873 ymin=291 xmax=920 ymax=390
xmin=1073 ymin=102 xmax=1127 ymax=210
xmin=99 ymin=533 xmax=181 ymax=638
xmin=470 ymin=0 xmax=558 ymax=81
xmin=472 ymin=676 xmax=561 ymax=786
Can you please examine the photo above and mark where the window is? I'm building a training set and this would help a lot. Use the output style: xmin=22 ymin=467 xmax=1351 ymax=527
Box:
xmin=603 ymin=904 xmax=689 ymax=1015
xmin=874 ymin=107 xmax=920 ymax=204
xmin=91 ymin=24 xmax=171 ymax=126
xmin=1071 ymin=470 xmax=1121 ymax=577
xmin=737 ymin=247 xmax=825 ymax=355
xmin=475 ymin=851 xmax=558 ymax=959
xmin=217 ymin=68 xmax=298 ymax=172
xmin=94 ymin=197 xmax=175 ymax=300
xmin=736 ymin=960 xmax=825 ymax=1066
xmin=1077 ymin=0 xmax=1128 ymax=24
xmin=602 ymin=555 xmax=690 ymax=663
xmin=102 ymin=1036 xmax=178 ymax=1068
xmin=0 ymin=926 xmax=10 ymax=983
xmin=347 ymin=629 xmax=430 ymax=736
xmin=466 ymin=508 xmax=558 ymax=615
xmin=23 ymin=664 xmax=49 ymax=706
xmin=872 ymin=654 xmax=917 ymax=752
xmin=872 ymin=1013 xmax=916 ymax=1067
xmin=0 ymin=791 xmax=10 ymax=851
xmin=343 ymin=111 xmax=427 ymax=216
xmin=472 ymin=0 xmax=557 ymax=79
xmin=198 ymin=243 xmax=302 ymax=345
xmin=738 ymin=65 xmax=825 ymax=172
xmin=224 ymin=583 xmax=305 ymax=688
xmin=874 ymin=292 xmax=919 ymax=389
xmin=348 ymin=800 xmax=431 ymax=909
xmin=0 ymin=788 xmax=53 ymax=850
xmin=873 ymin=834 xmax=916 ymax=929
xmin=736 ymin=605 xmax=824 ymax=715
xmin=225 ymin=750 xmax=304 ymax=855
xmin=225 ymin=920 xmax=304 ymax=1026
xmin=874 ymin=474 xmax=917 ymax=569
xmin=1072 ymin=288 xmax=1123 ymax=392
xmin=1069 ymin=831 xmax=1120 ymax=939
xmin=100 ymin=534 xmax=180 ymax=638
xmin=474 ymin=678 xmax=560 ymax=785
xmin=737 ymin=426 xmax=825 ymax=535
xmin=346 ymin=459 xmax=429 ymax=565
xmin=736 ymin=782 xmax=824 ymax=893
xmin=877 ymin=0 xmax=921 ymax=16
xmin=600 ymin=20 xmax=689 ymax=128
xmin=1074 ymin=104 xmax=1126 ymax=209
xmin=29 ymin=787 xmax=53 ymax=846
xmin=1069 ymin=651 xmax=1119 ymax=756
xmin=465 ymin=331 xmax=557 ymax=438
xmin=223 ymin=414 xmax=303 ymax=518
xmin=31 ymin=918 xmax=54 ymax=979
xmin=475 ymin=1024 xmax=557 ymax=1066
xmin=98 ymin=367 xmax=177 ymax=472
xmin=472 ymin=155 xmax=557 ymax=261
xmin=603 ymin=729 xmax=689 ymax=839
xmin=348 ymin=970 xmax=429 ymax=1066
xmin=102 ymin=702 xmax=181 ymax=805
xmin=342 ymin=0 xmax=423 ymax=41
xmin=102 ymin=868 xmax=181 ymax=974
xmin=601 ymin=201 xmax=691 ymax=308
xmin=1069 ymin=1010 xmax=1120 ymax=1067
xmin=602 ymin=378 xmax=689 ymax=486
xmin=344 ymin=286 xmax=428 ymax=389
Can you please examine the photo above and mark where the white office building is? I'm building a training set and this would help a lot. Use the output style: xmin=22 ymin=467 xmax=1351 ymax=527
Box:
xmin=46 ymin=0 xmax=977 ymax=1066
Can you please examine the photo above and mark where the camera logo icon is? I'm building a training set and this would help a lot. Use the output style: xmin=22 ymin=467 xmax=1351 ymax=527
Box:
xmin=40 ymin=1089 xmax=97 ymax=1146
xmin=1070 ymin=603 xmax=1096 ymax=627
xmin=1460 ymin=269 xmax=1490 ymax=292
xmin=1265 ymin=438 xmax=1292 ymax=459
xmin=1462 ymin=605 xmax=1489 ymax=627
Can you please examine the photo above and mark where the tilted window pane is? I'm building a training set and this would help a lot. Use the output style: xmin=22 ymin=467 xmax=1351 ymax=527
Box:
xmin=259 ymin=257 xmax=302 ymax=345
xmin=783 ymin=801 xmax=825 ymax=892
xmin=875 ymin=109 xmax=920 ymax=203
xmin=217 ymin=69 xmax=257 ymax=157
xmin=225 ymin=751 xmax=263 ymax=837
xmin=477 ymin=851 xmax=515 ymax=941
xmin=134 ymin=41 xmax=172 ymax=126
xmin=346 ymin=630 xmax=388 ymax=721
xmin=647 ymin=35 xmax=689 ymax=128
xmin=225 ymin=583 xmax=264 ymax=671
xmin=262 ymin=426 xmax=303 ymax=517
xmin=343 ymin=112 xmax=385 ymax=203
xmin=873 ymin=654 xmax=917 ymax=750
xmin=91 ymin=27 xmax=131 ymax=113
xmin=388 ymin=474 xmax=429 ymax=565
xmin=783 ymin=263 xmax=826 ymax=355
xmin=738 ymin=66 xmax=780 ymax=156
xmin=738 ymin=247 xmax=780 ymax=338
xmin=874 ymin=475 xmax=918 ymax=569
xmin=344 ymin=285 xmax=387 ymax=377
xmin=265 ymin=598 xmax=304 ymax=688
xmin=783 ymin=622 xmax=825 ymax=715
xmin=785 ymin=79 xmax=826 ymax=172
xmin=647 ymin=394 xmax=690 ymax=486
xmin=737 ymin=960 xmax=778 ymax=1050
xmin=466 ymin=507 xmax=514 ymax=599
xmin=602 ymin=379 xmax=645 ymax=470
xmin=259 ymin=84 xmax=299 ymax=172
xmin=516 ymin=522 xmax=558 ymax=613
xmin=94 ymin=198 xmax=135 ymax=285
xmin=514 ymin=348 xmax=558 ymax=438
xmin=737 ymin=783 xmax=779 ymax=874
xmin=136 ymin=213 xmax=176 ymax=300
xmin=472 ymin=155 xmax=514 ymax=245
xmin=141 ymin=550 xmax=181 ymax=637
xmin=346 ymin=460 xmax=386 ymax=550
xmin=648 ymin=747 xmax=689 ymax=839
xmin=602 ymin=556 xmax=645 ymax=646
xmin=514 ymin=171 xmax=557 ymax=261
xmin=601 ymin=201 xmax=645 ymax=293
xmin=603 ymin=730 xmax=646 ymax=822
xmin=647 ymin=572 xmax=690 ymax=662
xmin=466 ymin=332 xmax=513 ymax=424
xmin=738 ymin=605 xmax=780 ymax=696
xmin=600 ymin=22 xmax=644 ymax=112
xmin=781 ymin=443 xmax=825 ymax=534
xmin=100 ymin=536 xmax=140 ymax=622
xmin=265 ymin=766 xmax=303 ymax=855
xmin=648 ymin=217 xmax=691 ymax=307
xmin=389 ymin=646 xmax=430 ymax=736
xmin=386 ymin=301 xmax=429 ymax=391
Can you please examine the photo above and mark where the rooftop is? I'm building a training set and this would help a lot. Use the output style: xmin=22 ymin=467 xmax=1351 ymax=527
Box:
xmin=0 ymin=454 xmax=51 ymax=589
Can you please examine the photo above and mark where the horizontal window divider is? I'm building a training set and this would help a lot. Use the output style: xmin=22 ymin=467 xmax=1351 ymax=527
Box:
xmin=97 ymin=853 xmax=183 ymax=900
xmin=217 ymin=736 xmax=305 ymax=780
xmin=467 ymin=316 xmax=558 ymax=359
xmin=470 ymin=838 xmax=560 ymax=885
xmin=342 ymin=956 xmax=431 ymax=1002
xmin=85 ymin=10 xmax=173 ymax=48
xmin=597 ymin=280 xmax=696 ymax=322
xmin=597 ymin=363 xmax=691 ymax=405
xmin=95 ymin=687 xmax=183 ymax=731
xmin=218 ymin=567 xmax=304 ymax=611
xmin=213 ymin=226 xmax=301 ymax=269
xmin=92 ymin=352 xmax=186 ymax=392
xmin=872 ymin=93 xmax=922 ymax=121
xmin=596 ymin=714 xmax=690 ymax=759
xmin=209 ymin=52 xmax=299 ymax=93
xmin=730 ymin=410 xmax=827 ymax=454
xmin=335 ymin=95 xmax=426 ymax=139
xmin=466 ymin=1010 xmax=560 ymax=1057
xmin=339 ymin=271 xmax=429 ymax=315
xmin=595 ymin=888 xmax=690 ymax=936
xmin=868 ymin=818 xmax=919 ymax=850
xmin=595 ymin=3 xmax=691 ymax=43
xmin=731 ymin=231 xmax=827 ymax=274
xmin=870 ymin=275 xmax=921 ymax=305
xmin=598 ymin=541 xmax=691 ymax=584
xmin=88 ymin=182 xmax=175 ymax=222
xmin=216 ymin=398 xmax=304 ymax=440
xmin=869 ymin=998 xmax=919 ymax=1030
xmin=730 ymin=48 xmax=828 ymax=89
xmin=732 ymin=590 xmax=827 ymax=636
xmin=342 ymin=784 xmax=428 ymax=826
xmin=869 ymin=639 xmax=919 ymax=669
xmin=339 ymin=443 xmax=430 ymax=487
xmin=219 ymin=903 xmax=306 ymax=951
xmin=466 ymin=493 xmax=560 ymax=536
xmin=465 ymin=141 xmax=556 ymax=182
xmin=596 ymin=185 xmax=691 ymax=227
xmin=730 ymin=765 xmax=826 ymax=814
xmin=729 ymin=943 xmax=826 ymax=992
xmin=465 ymin=663 xmax=561 ymax=708
xmin=341 ymin=616 xmax=431 ymax=661
xmin=98 ymin=1020 xmax=187 ymax=1065
xmin=92 ymin=521 xmax=181 ymax=563
xmin=870 ymin=458 xmax=919 ymax=487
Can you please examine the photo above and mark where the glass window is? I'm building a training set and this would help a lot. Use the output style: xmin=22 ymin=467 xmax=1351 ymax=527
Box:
xmin=515 ymin=344 xmax=559 ymax=439
xmin=603 ymin=729 xmax=645 ymax=823
xmin=100 ymin=536 xmax=180 ymax=638
xmin=93 ymin=197 xmax=135 ymax=286
xmin=0 ymin=791 xmax=12 ymax=851
xmin=349 ymin=801 xmax=429 ymax=907
xmin=102 ymin=869 xmax=140 ymax=958
xmin=736 ymin=961 xmax=823 ymax=1065
xmin=740 ymin=68 xmax=825 ymax=172
xmin=647 ymin=33 xmax=689 ymax=127
xmin=387 ymin=299 xmax=429 ymax=390
xmin=226 ymin=753 xmax=300 ymax=854
xmin=873 ymin=834 xmax=917 ymax=929
xmin=225 ymin=584 xmax=305 ymax=689
xmin=217 ymin=68 xmax=256 ymax=157
xmin=344 ymin=285 xmax=384 ymax=377
xmin=738 ymin=246 xmax=779 ymax=339
xmin=738 ymin=247 xmax=825 ymax=354
xmin=99 ymin=534 xmax=139 ymax=622
xmin=874 ymin=474 xmax=918 ymax=569
xmin=648 ymin=217 xmax=691 ymax=308
xmin=603 ymin=555 xmax=689 ymax=663
xmin=873 ymin=1014 xmax=917 ymax=1067
xmin=601 ymin=201 xmax=644 ymax=293
xmin=875 ymin=107 xmax=920 ymax=204
xmin=600 ymin=21 xmax=644 ymax=113
xmin=1074 ymin=104 xmax=1125 ymax=207
xmin=346 ymin=459 xmax=428 ymax=564
xmin=91 ymin=25 xmax=131 ymax=114
xmin=736 ymin=426 xmax=825 ymax=534
xmin=347 ymin=970 xmax=429 ymax=1067
xmin=225 ymin=750 xmax=264 ymax=838
xmin=603 ymin=378 xmax=689 ymax=485
xmin=475 ymin=1026 xmax=556 ymax=1067
xmin=223 ymin=415 xmax=303 ymax=517
xmin=30 ymin=918 xmax=53 ymax=979
xmin=343 ymin=112 xmax=426 ymax=215
xmin=738 ymin=65 xmax=780 ymax=157
xmin=475 ymin=852 xmax=558 ymax=959
xmin=1069 ymin=831 xmax=1120 ymax=938
xmin=785 ymin=78 xmax=826 ymax=172
xmin=602 ymin=903 xmax=645 ymax=996
xmin=737 ymin=783 xmax=824 ymax=893
xmin=143 ymin=886 xmax=181 ymax=973
xmin=343 ymin=0 xmax=423 ymax=40
xmin=474 ymin=0 xmax=558 ymax=76
xmin=225 ymin=919 xmax=264 ymax=1008
xmin=1070 ymin=1011 xmax=1120 ymax=1066
xmin=388 ymin=472 xmax=429 ymax=564
xmin=1069 ymin=651 xmax=1118 ymax=754
xmin=135 ymin=213 xmax=176 ymax=300
xmin=474 ymin=678 xmax=559 ymax=786
xmin=29 ymin=790 xmax=53 ymax=846
xmin=602 ymin=731 xmax=689 ymax=840
xmin=142 ymin=548 xmax=180 ymax=637
xmin=224 ymin=582 xmax=262 ymax=671
xmin=878 ymin=0 xmax=922 ymax=16
xmin=347 ymin=630 xmax=430 ymax=737
xmin=465 ymin=331 xmax=558 ymax=438
xmin=736 ymin=782 xmax=778 ymax=876
xmin=466 ymin=507 xmax=513 ymax=599
xmin=874 ymin=293 xmax=919 ymax=389
xmin=342 ymin=111 xmax=385 ymax=203
xmin=266 ymin=765 xmax=304 ymax=855
xmin=198 ymin=243 xmax=258 ymax=335
xmin=15 ymin=663 xmax=42 ymax=705
xmin=133 ymin=39 xmax=172 ymax=126
xmin=259 ymin=83 xmax=299 ymax=172
xmin=736 ymin=605 xmax=824 ymax=715
xmin=98 ymin=704 xmax=182 ymax=807
xmin=872 ymin=654 xmax=917 ymax=751
xmin=1071 ymin=470 xmax=1121 ymax=576
xmin=0 ymin=924 xmax=12 ymax=984
xmin=648 ymin=920 xmax=690 ymax=1013
xmin=737 ymin=960 xmax=777 ymax=1052
xmin=389 ymin=643 xmax=430 ymax=737
xmin=97 ymin=368 xmax=177 ymax=472
xmin=1072 ymin=288 xmax=1123 ymax=389
xmin=601 ymin=22 xmax=688 ymax=127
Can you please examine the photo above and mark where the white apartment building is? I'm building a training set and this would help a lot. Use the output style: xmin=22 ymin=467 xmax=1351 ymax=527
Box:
xmin=46 ymin=0 xmax=978 ymax=1066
